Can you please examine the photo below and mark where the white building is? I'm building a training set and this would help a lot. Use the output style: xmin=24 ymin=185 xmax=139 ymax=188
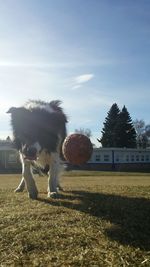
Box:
xmin=89 ymin=147 xmax=150 ymax=164
xmin=0 ymin=140 xmax=21 ymax=172
xmin=72 ymin=147 xmax=150 ymax=172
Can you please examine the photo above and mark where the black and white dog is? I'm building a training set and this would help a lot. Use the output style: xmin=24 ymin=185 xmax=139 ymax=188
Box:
xmin=7 ymin=100 xmax=67 ymax=199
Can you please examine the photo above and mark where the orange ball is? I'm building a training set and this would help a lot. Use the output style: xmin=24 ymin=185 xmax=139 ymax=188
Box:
xmin=62 ymin=133 xmax=93 ymax=165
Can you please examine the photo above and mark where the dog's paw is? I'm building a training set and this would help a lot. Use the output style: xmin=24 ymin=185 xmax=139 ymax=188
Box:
xmin=14 ymin=187 xmax=24 ymax=193
xmin=47 ymin=192 xmax=58 ymax=199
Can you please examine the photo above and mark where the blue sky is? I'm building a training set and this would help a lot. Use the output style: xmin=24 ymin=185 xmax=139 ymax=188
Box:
xmin=0 ymin=0 xmax=150 ymax=146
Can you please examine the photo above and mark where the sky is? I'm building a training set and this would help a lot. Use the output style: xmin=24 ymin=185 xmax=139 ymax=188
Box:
xmin=0 ymin=0 xmax=150 ymax=146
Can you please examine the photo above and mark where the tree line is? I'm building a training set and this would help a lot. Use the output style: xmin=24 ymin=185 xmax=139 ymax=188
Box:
xmin=75 ymin=103 xmax=150 ymax=148
xmin=99 ymin=103 xmax=150 ymax=148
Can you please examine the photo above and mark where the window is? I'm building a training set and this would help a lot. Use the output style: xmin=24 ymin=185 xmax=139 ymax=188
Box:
xmin=131 ymin=155 xmax=135 ymax=162
xmin=95 ymin=154 xmax=101 ymax=162
xmin=115 ymin=154 xmax=119 ymax=162
xmin=126 ymin=155 xmax=129 ymax=162
xmin=141 ymin=155 xmax=145 ymax=162
xmin=145 ymin=155 xmax=149 ymax=162
xmin=8 ymin=153 xmax=17 ymax=163
xmin=104 ymin=154 xmax=109 ymax=162
xmin=136 ymin=155 xmax=139 ymax=162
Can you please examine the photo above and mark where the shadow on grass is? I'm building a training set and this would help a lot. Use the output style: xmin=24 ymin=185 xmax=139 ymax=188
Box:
xmin=38 ymin=191 xmax=150 ymax=250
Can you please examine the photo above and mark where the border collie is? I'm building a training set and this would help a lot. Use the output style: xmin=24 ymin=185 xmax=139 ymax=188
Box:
xmin=7 ymin=100 xmax=67 ymax=199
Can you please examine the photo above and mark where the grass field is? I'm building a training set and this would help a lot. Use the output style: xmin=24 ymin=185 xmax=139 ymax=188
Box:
xmin=0 ymin=171 xmax=150 ymax=266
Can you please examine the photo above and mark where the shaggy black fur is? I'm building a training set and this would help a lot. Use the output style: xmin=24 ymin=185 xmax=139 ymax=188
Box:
xmin=7 ymin=100 xmax=67 ymax=158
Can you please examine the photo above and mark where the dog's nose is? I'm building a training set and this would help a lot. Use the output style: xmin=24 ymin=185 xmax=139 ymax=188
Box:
xmin=22 ymin=145 xmax=37 ymax=160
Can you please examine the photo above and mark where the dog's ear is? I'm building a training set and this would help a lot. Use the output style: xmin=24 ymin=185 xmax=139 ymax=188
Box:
xmin=6 ymin=107 xmax=17 ymax=113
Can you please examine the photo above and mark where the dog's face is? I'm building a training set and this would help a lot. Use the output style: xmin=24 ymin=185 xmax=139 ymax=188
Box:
xmin=21 ymin=142 xmax=42 ymax=161
xmin=7 ymin=100 xmax=67 ymax=163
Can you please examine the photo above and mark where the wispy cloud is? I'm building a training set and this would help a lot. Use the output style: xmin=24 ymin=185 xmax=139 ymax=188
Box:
xmin=71 ymin=73 xmax=94 ymax=90
xmin=74 ymin=74 xmax=94 ymax=84
xmin=0 ymin=61 xmax=84 ymax=69
xmin=0 ymin=60 xmax=113 ymax=69
xmin=71 ymin=84 xmax=82 ymax=90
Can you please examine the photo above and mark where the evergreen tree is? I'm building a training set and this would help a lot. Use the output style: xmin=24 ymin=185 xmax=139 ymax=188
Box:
xmin=98 ymin=104 xmax=137 ymax=148
xmin=115 ymin=106 xmax=137 ymax=148
xmin=98 ymin=103 xmax=120 ymax=147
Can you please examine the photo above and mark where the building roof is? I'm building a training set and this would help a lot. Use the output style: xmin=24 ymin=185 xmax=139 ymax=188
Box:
xmin=0 ymin=140 xmax=15 ymax=151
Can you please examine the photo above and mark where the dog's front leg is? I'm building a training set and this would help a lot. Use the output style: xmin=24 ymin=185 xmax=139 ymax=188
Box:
xmin=47 ymin=152 xmax=60 ymax=198
xmin=15 ymin=153 xmax=25 ymax=192
xmin=15 ymin=177 xmax=25 ymax=192
xmin=23 ymin=160 xmax=38 ymax=199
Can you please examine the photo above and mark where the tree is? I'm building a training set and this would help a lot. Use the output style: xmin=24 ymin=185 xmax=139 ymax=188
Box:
xmin=133 ymin=119 xmax=150 ymax=148
xmin=138 ymin=134 xmax=148 ymax=149
xmin=98 ymin=103 xmax=137 ymax=148
xmin=133 ymin=119 xmax=145 ymax=137
xmin=6 ymin=136 xmax=11 ymax=142
xmin=115 ymin=106 xmax=137 ymax=148
xmin=98 ymin=103 xmax=120 ymax=147
xmin=145 ymin=124 xmax=150 ymax=137
xmin=145 ymin=125 xmax=150 ymax=147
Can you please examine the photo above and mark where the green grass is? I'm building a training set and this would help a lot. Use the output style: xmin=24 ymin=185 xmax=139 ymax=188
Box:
xmin=0 ymin=171 xmax=150 ymax=266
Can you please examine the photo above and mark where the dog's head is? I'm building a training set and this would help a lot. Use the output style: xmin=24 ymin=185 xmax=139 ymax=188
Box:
xmin=7 ymin=100 xmax=67 ymax=161
xmin=7 ymin=107 xmax=42 ymax=160
xmin=21 ymin=142 xmax=42 ymax=161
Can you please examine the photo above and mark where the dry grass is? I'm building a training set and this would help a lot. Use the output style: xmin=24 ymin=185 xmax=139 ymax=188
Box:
xmin=0 ymin=171 xmax=150 ymax=266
